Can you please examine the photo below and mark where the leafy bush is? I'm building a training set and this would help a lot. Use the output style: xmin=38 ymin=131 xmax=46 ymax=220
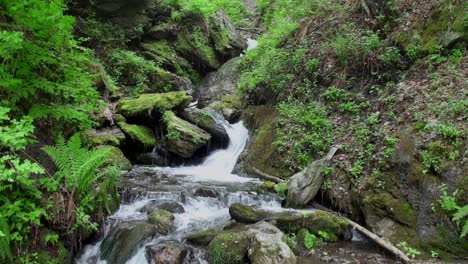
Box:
xmin=274 ymin=182 xmax=289 ymax=198
xmin=274 ymin=102 xmax=333 ymax=171
xmin=107 ymin=49 xmax=158 ymax=95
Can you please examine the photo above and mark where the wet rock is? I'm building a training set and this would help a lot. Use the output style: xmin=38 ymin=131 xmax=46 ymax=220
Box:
xmin=117 ymin=121 xmax=157 ymax=146
xmin=196 ymin=57 xmax=242 ymax=108
xmin=147 ymin=209 xmax=175 ymax=235
xmin=229 ymin=203 xmax=272 ymax=224
xmin=208 ymin=231 xmax=250 ymax=264
xmin=101 ymin=145 xmax=132 ymax=170
xmin=187 ymin=227 xmax=222 ymax=246
xmin=146 ymin=68 xmax=194 ymax=94
xmin=117 ymin=92 xmax=192 ymax=119
xmin=194 ymin=187 xmax=219 ymax=198
xmin=163 ymin=111 xmax=211 ymax=158
xmin=247 ymin=222 xmax=296 ymax=264
xmin=275 ymin=211 xmax=350 ymax=241
xmin=286 ymin=146 xmax=340 ymax=208
xmin=83 ymin=127 xmax=125 ymax=147
xmin=145 ymin=243 xmax=189 ymax=264
xmin=139 ymin=200 xmax=185 ymax=214
xmin=100 ymin=221 xmax=158 ymax=264
xmin=136 ymin=151 xmax=170 ymax=166
xmin=182 ymin=107 xmax=229 ymax=147
xmin=210 ymin=10 xmax=247 ymax=59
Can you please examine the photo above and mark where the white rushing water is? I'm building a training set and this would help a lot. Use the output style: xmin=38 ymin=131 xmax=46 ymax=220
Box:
xmin=76 ymin=122 xmax=280 ymax=264
xmin=151 ymin=121 xmax=255 ymax=183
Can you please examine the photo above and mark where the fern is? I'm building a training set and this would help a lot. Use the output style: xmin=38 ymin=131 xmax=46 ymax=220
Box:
xmin=42 ymin=133 xmax=112 ymax=198
xmin=0 ymin=216 xmax=12 ymax=261
xmin=453 ymin=205 xmax=468 ymax=238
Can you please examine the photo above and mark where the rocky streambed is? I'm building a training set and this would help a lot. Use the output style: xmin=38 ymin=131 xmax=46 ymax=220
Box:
xmin=76 ymin=120 xmax=399 ymax=264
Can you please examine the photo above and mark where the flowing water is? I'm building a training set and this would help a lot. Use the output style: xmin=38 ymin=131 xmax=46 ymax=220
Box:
xmin=76 ymin=122 xmax=293 ymax=264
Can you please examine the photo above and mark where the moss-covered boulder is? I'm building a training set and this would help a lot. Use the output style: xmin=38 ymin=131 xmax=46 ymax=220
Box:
xmin=210 ymin=10 xmax=247 ymax=59
xmin=229 ymin=203 xmax=272 ymax=224
xmin=275 ymin=211 xmax=350 ymax=241
xmin=117 ymin=92 xmax=192 ymax=118
xmin=147 ymin=209 xmax=175 ymax=235
xmin=208 ymin=231 xmax=250 ymax=264
xmin=196 ymin=57 xmax=242 ymax=108
xmin=187 ymin=227 xmax=222 ymax=246
xmin=102 ymin=145 xmax=132 ymax=171
xmin=117 ymin=121 xmax=157 ymax=146
xmin=100 ymin=220 xmax=158 ymax=264
xmin=145 ymin=243 xmax=190 ymax=264
xmin=146 ymin=68 xmax=194 ymax=94
xmin=210 ymin=94 xmax=244 ymax=123
xmin=163 ymin=111 xmax=211 ymax=158
xmin=182 ymin=107 xmax=229 ymax=147
xmin=83 ymin=128 xmax=126 ymax=147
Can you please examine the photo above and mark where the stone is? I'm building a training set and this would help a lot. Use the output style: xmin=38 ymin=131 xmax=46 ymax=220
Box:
xmin=208 ymin=231 xmax=250 ymax=264
xmin=229 ymin=203 xmax=272 ymax=224
xmin=285 ymin=146 xmax=340 ymax=208
xmin=139 ymin=200 xmax=185 ymax=214
xmin=163 ymin=111 xmax=211 ymax=158
xmin=147 ymin=209 xmax=175 ymax=235
xmin=247 ymin=222 xmax=296 ymax=264
xmin=210 ymin=10 xmax=247 ymax=59
xmin=136 ymin=151 xmax=170 ymax=166
xmin=182 ymin=107 xmax=229 ymax=147
xmin=145 ymin=243 xmax=189 ymax=264
xmin=100 ymin=221 xmax=158 ymax=264
xmin=117 ymin=121 xmax=157 ymax=146
xmin=83 ymin=127 xmax=125 ymax=147
xmin=194 ymin=187 xmax=219 ymax=198
xmin=195 ymin=57 xmax=242 ymax=108
xmin=117 ymin=92 xmax=192 ymax=119
xmin=101 ymin=145 xmax=132 ymax=171
xmin=187 ymin=227 xmax=222 ymax=246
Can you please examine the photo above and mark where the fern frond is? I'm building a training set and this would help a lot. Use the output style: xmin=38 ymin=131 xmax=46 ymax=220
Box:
xmin=0 ymin=216 xmax=12 ymax=261
xmin=453 ymin=205 xmax=468 ymax=222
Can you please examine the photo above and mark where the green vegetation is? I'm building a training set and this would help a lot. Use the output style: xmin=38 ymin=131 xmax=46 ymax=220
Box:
xmin=274 ymin=182 xmax=289 ymax=198
xmin=397 ymin=241 xmax=421 ymax=259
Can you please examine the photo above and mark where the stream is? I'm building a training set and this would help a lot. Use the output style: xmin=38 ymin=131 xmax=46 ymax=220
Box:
xmin=76 ymin=120 xmax=397 ymax=264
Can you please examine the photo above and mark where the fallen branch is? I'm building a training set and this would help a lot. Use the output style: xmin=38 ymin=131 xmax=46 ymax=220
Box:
xmin=311 ymin=202 xmax=412 ymax=264
xmin=251 ymin=167 xmax=284 ymax=183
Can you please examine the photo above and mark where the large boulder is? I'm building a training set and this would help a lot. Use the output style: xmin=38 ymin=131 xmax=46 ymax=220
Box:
xmin=163 ymin=111 xmax=211 ymax=158
xmin=209 ymin=94 xmax=244 ymax=123
xmin=247 ymin=222 xmax=296 ymax=264
xmin=147 ymin=209 xmax=175 ymax=235
xmin=187 ymin=227 xmax=222 ymax=246
xmin=285 ymin=146 xmax=340 ymax=208
xmin=102 ymin=145 xmax=132 ymax=170
xmin=210 ymin=10 xmax=247 ymax=59
xmin=208 ymin=231 xmax=250 ymax=264
xmin=182 ymin=107 xmax=229 ymax=147
xmin=83 ymin=127 xmax=125 ymax=147
xmin=229 ymin=203 xmax=272 ymax=224
xmin=145 ymin=243 xmax=189 ymax=264
xmin=117 ymin=121 xmax=157 ymax=146
xmin=195 ymin=57 xmax=242 ymax=108
xmin=100 ymin=221 xmax=158 ymax=264
xmin=117 ymin=92 xmax=192 ymax=119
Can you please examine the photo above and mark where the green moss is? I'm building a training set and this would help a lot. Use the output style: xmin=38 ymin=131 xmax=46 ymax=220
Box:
xmin=83 ymin=129 xmax=125 ymax=147
xmin=175 ymin=29 xmax=220 ymax=70
xmin=118 ymin=121 xmax=157 ymax=146
xmin=147 ymin=209 xmax=175 ymax=234
xmin=419 ymin=227 xmax=468 ymax=260
xmin=36 ymin=241 xmax=70 ymax=264
xmin=117 ymin=92 xmax=192 ymax=118
xmin=208 ymin=232 xmax=248 ymax=264
xmin=102 ymin=145 xmax=132 ymax=171
xmin=261 ymin=181 xmax=276 ymax=191
xmin=363 ymin=192 xmax=417 ymax=227
xmin=275 ymin=211 xmax=349 ymax=240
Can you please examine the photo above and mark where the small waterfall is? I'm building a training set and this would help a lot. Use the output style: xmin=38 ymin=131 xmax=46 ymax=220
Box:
xmin=76 ymin=122 xmax=280 ymax=264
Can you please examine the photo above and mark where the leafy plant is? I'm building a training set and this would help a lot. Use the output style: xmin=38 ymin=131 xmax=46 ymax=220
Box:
xmin=275 ymin=182 xmax=289 ymax=198
xmin=397 ymin=241 xmax=421 ymax=259
xmin=286 ymin=233 xmax=298 ymax=251
xmin=303 ymin=230 xmax=321 ymax=249
xmin=453 ymin=205 xmax=468 ymax=238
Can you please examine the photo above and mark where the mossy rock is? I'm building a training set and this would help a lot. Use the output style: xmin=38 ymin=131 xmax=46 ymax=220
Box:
xmin=275 ymin=211 xmax=350 ymax=241
xmin=117 ymin=92 xmax=192 ymax=118
xmin=83 ymin=128 xmax=126 ymax=147
xmin=208 ymin=232 xmax=249 ymax=264
xmin=182 ymin=107 xmax=229 ymax=146
xmin=187 ymin=227 xmax=222 ymax=246
xmin=101 ymin=145 xmax=132 ymax=171
xmin=118 ymin=121 xmax=157 ymax=146
xmin=147 ymin=209 xmax=175 ymax=235
xmin=163 ymin=111 xmax=211 ymax=158
xmin=261 ymin=181 xmax=276 ymax=191
xmin=363 ymin=192 xmax=417 ymax=227
xmin=211 ymin=94 xmax=244 ymax=122
xmin=229 ymin=203 xmax=272 ymax=224
xmin=418 ymin=227 xmax=468 ymax=260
